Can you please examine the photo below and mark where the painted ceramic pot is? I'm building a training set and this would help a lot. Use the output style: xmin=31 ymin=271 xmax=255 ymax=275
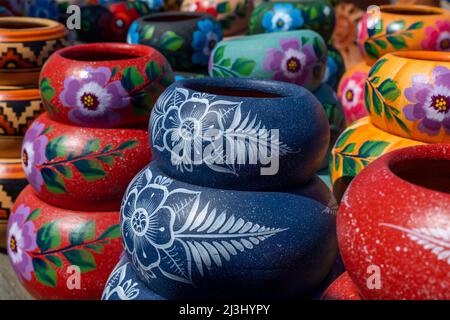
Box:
xmin=209 ymin=30 xmax=328 ymax=91
xmin=7 ymin=185 xmax=122 ymax=300
xmin=0 ymin=158 xmax=27 ymax=248
xmin=366 ymin=51 xmax=450 ymax=143
xmin=323 ymin=45 xmax=345 ymax=90
xmin=0 ymin=17 xmax=68 ymax=86
xmin=0 ymin=135 xmax=23 ymax=158
xmin=40 ymin=43 xmax=173 ymax=128
xmin=181 ymin=0 xmax=253 ymax=36
xmin=0 ymin=5 xmax=12 ymax=16
xmin=338 ymin=144 xmax=450 ymax=300
xmin=121 ymin=161 xmax=338 ymax=299
xmin=337 ymin=61 xmax=371 ymax=125
xmin=21 ymin=113 xmax=151 ymax=211
xmin=0 ymin=86 xmax=43 ymax=136
xmin=127 ymin=12 xmax=223 ymax=71
xmin=150 ymin=78 xmax=329 ymax=190
xmin=330 ymin=117 xmax=425 ymax=201
xmin=248 ymin=1 xmax=335 ymax=42
xmin=321 ymin=272 xmax=361 ymax=300
xmin=358 ymin=5 xmax=450 ymax=65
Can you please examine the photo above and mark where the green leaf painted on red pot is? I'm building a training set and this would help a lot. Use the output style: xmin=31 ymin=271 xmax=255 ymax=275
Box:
xmin=27 ymin=208 xmax=41 ymax=222
xmin=69 ymin=221 xmax=95 ymax=246
xmin=62 ymin=249 xmax=96 ymax=273
xmin=161 ymin=31 xmax=184 ymax=52
xmin=32 ymin=258 xmax=57 ymax=287
xmin=46 ymin=136 xmax=68 ymax=161
xmin=98 ymin=225 xmax=121 ymax=240
xmin=73 ymin=159 xmax=106 ymax=182
xmin=121 ymin=66 xmax=145 ymax=91
xmin=40 ymin=77 xmax=55 ymax=103
xmin=145 ymin=61 xmax=161 ymax=81
xmin=41 ymin=168 xmax=67 ymax=194
xmin=37 ymin=221 xmax=61 ymax=252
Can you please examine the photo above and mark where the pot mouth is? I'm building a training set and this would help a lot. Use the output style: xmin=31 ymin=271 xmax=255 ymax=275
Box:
xmin=0 ymin=17 xmax=59 ymax=30
xmin=142 ymin=12 xmax=205 ymax=23
xmin=57 ymin=43 xmax=153 ymax=62
xmin=391 ymin=51 xmax=450 ymax=63
xmin=379 ymin=5 xmax=444 ymax=16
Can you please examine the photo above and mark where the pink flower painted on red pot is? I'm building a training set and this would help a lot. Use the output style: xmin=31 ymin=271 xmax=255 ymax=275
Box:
xmin=60 ymin=67 xmax=130 ymax=127
xmin=403 ymin=66 xmax=450 ymax=136
xmin=421 ymin=20 xmax=450 ymax=51
xmin=22 ymin=121 xmax=48 ymax=192
xmin=338 ymin=71 xmax=368 ymax=123
xmin=7 ymin=204 xmax=37 ymax=281
xmin=263 ymin=37 xmax=317 ymax=86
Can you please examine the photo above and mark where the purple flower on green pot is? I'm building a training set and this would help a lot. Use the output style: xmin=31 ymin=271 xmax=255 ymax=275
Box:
xmin=403 ymin=66 xmax=450 ymax=136
xmin=261 ymin=3 xmax=304 ymax=33
xmin=263 ymin=37 xmax=316 ymax=86
xmin=192 ymin=19 xmax=223 ymax=66
xmin=60 ymin=67 xmax=130 ymax=127
xmin=22 ymin=121 xmax=48 ymax=192
xmin=7 ymin=204 xmax=37 ymax=281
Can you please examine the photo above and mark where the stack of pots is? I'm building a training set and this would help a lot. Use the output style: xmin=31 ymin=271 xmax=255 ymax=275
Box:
xmin=6 ymin=42 xmax=174 ymax=299
xmin=102 ymin=77 xmax=338 ymax=300
xmin=0 ymin=17 xmax=68 ymax=248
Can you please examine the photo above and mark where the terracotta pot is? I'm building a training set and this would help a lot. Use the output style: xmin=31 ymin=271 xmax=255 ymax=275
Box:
xmin=366 ymin=51 xmax=450 ymax=143
xmin=330 ymin=117 xmax=425 ymax=201
xmin=21 ymin=113 xmax=151 ymax=211
xmin=338 ymin=143 xmax=450 ymax=300
xmin=337 ymin=61 xmax=371 ymax=125
xmin=0 ymin=158 xmax=27 ymax=248
xmin=0 ymin=17 xmax=68 ymax=86
xmin=181 ymin=0 xmax=253 ymax=36
xmin=7 ymin=185 xmax=122 ymax=299
xmin=321 ymin=272 xmax=361 ymax=300
xmin=40 ymin=42 xmax=173 ymax=128
xmin=358 ymin=5 xmax=450 ymax=65
xmin=0 ymin=135 xmax=23 ymax=158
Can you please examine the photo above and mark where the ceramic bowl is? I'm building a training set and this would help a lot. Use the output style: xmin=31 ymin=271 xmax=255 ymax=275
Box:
xmin=249 ymin=1 xmax=335 ymax=41
xmin=358 ymin=5 xmax=450 ymax=65
xmin=121 ymin=161 xmax=338 ymax=299
xmin=323 ymin=45 xmax=345 ymax=90
xmin=21 ymin=113 xmax=151 ymax=211
xmin=7 ymin=185 xmax=122 ymax=300
xmin=338 ymin=144 xmax=450 ymax=300
xmin=40 ymin=42 xmax=173 ymax=128
xmin=150 ymin=77 xmax=329 ymax=190
xmin=365 ymin=51 xmax=450 ymax=143
xmin=330 ymin=117 xmax=425 ymax=201
xmin=127 ymin=12 xmax=223 ymax=71
xmin=321 ymin=272 xmax=362 ymax=300
xmin=208 ymin=30 xmax=327 ymax=91
xmin=181 ymin=0 xmax=254 ymax=36
xmin=0 ymin=17 xmax=68 ymax=86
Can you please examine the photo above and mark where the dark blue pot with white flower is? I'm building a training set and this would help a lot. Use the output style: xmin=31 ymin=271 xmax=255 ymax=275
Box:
xmin=150 ymin=77 xmax=329 ymax=190
xmin=119 ymin=161 xmax=338 ymax=299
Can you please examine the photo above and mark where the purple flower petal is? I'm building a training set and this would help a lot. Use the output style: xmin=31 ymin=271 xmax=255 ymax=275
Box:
xmin=433 ymin=66 xmax=450 ymax=88
xmin=419 ymin=118 xmax=441 ymax=136
xmin=84 ymin=67 xmax=111 ymax=86
xmin=68 ymin=108 xmax=120 ymax=127
xmin=60 ymin=78 xmax=81 ymax=107
xmin=280 ymin=37 xmax=300 ymax=51
xmin=263 ymin=48 xmax=284 ymax=72
xmin=106 ymin=81 xmax=131 ymax=109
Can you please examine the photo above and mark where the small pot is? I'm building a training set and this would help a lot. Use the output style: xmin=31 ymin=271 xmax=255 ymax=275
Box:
xmin=338 ymin=144 xmax=450 ymax=300
xmin=121 ymin=161 xmax=338 ymax=299
xmin=127 ymin=12 xmax=223 ymax=71
xmin=330 ymin=117 xmax=425 ymax=201
xmin=0 ymin=17 xmax=68 ymax=86
xmin=40 ymin=42 xmax=173 ymax=128
xmin=366 ymin=51 xmax=450 ymax=143
xmin=209 ymin=30 xmax=328 ymax=91
xmin=150 ymin=77 xmax=329 ymax=190
xmin=7 ymin=185 xmax=122 ymax=300
xmin=21 ymin=113 xmax=151 ymax=211
xmin=321 ymin=272 xmax=362 ymax=300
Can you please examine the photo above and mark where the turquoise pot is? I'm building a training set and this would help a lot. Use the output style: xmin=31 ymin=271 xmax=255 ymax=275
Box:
xmin=208 ymin=30 xmax=327 ymax=91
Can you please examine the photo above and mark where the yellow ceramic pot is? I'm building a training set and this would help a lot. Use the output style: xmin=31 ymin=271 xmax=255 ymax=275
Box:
xmin=365 ymin=51 xmax=450 ymax=143
xmin=330 ymin=117 xmax=425 ymax=201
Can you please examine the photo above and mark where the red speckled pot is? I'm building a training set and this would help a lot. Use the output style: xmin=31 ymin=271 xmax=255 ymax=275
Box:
xmin=40 ymin=42 xmax=173 ymax=128
xmin=21 ymin=113 xmax=151 ymax=211
xmin=7 ymin=185 xmax=122 ymax=300
xmin=338 ymin=144 xmax=450 ymax=300
xmin=321 ymin=272 xmax=362 ymax=300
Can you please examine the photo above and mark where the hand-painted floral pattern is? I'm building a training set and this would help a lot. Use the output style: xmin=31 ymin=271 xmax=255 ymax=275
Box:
xmin=192 ymin=19 xmax=223 ymax=66
xmin=186 ymin=1 xmax=218 ymax=17
xmin=339 ymin=71 xmax=367 ymax=123
xmin=102 ymin=256 xmax=140 ymax=300
xmin=261 ymin=3 xmax=304 ymax=33
xmin=421 ymin=20 xmax=450 ymax=52
xmin=22 ymin=121 xmax=48 ymax=192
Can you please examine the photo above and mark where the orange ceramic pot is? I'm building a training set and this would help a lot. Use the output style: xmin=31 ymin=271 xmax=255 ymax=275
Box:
xmin=330 ymin=117 xmax=425 ymax=201
xmin=358 ymin=5 xmax=450 ymax=65
xmin=366 ymin=51 xmax=450 ymax=143
xmin=0 ymin=17 xmax=68 ymax=86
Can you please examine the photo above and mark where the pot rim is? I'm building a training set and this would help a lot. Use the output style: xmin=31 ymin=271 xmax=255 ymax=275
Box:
xmin=378 ymin=4 xmax=446 ymax=16
xmin=388 ymin=50 xmax=450 ymax=63
xmin=0 ymin=17 xmax=66 ymax=42
xmin=0 ymin=85 xmax=40 ymax=100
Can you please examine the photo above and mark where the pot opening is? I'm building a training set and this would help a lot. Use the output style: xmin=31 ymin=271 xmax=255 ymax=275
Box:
xmin=381 ymin=6 xmax=442 ymax=16
xmin=184 ymin=83 xmax=285 ymax=98
xmin=0 ymin=21 xmax=48 ymax=29
xmin=390 ymin=158 xmax=450 ymax=194
xmin=144 ymin=13 xmax=199 ymax=23
xmin=60 ymin=50 xmax=141 ymax=61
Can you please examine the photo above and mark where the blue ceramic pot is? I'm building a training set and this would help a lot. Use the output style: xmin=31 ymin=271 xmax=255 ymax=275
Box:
xmin=322 ymin=45 xmax=345 ymax=90
xmin=120 ymin=161 xmax=338 ymax=299
xmin=150 ymin=77 xmax=330 ymax=190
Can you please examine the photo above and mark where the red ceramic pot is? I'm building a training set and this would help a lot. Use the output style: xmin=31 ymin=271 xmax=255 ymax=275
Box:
xmin=338 ymin=144 xmax=450 ymax=300
xmin=7 ymin=185 xmax=122 ymax=300
xmin=21 ymin=113 xmax=151 ymax=211
xmin=40 ymin=43 xmax=173 ymax=128
xmin=321 ymin=272 xmax=362 ymax=300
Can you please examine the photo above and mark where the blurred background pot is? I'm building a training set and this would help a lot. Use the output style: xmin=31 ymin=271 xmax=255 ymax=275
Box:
xmin=320 ymin=271 xmax=361 ymax=300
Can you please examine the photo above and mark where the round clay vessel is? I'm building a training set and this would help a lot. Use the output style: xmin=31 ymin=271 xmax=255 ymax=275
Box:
xmin=208 ymin=30 xmax=327 ymax=91
xmin=150 ymin=77 xmax=329 ymax=190
xmin=127 ymin=12 xmax=223 ymax=71
xmin=358 ymin=5 xmax=450 ymax=65
xmin=330 ymin=116 xmax=425 ymax=201
xmin=0 ymin=17 xmax=68 ymax=86
xmin=323 ymin=45 xmax=346 ymax=90
xmin=366 ymin=51 xmax=450 ymax=143
xmin=338 ymin=143 xmax=450 ymax=300
xmin=181 ymin=0 xmax=254 ymax=36
xmin=7 ymin=185 xmax=122 ymax=300
xmin=40 ymin=42 xmax=173 ymax=128
xmin=21 ymin=113 xmax=151 ymax=211
xmin=321 ymin=272 xmax=362 ymax=300
xmin=248 ymin=1 xmax=335 ymax=42
xmin=121 ymin=161 xmax=338 ymax=299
